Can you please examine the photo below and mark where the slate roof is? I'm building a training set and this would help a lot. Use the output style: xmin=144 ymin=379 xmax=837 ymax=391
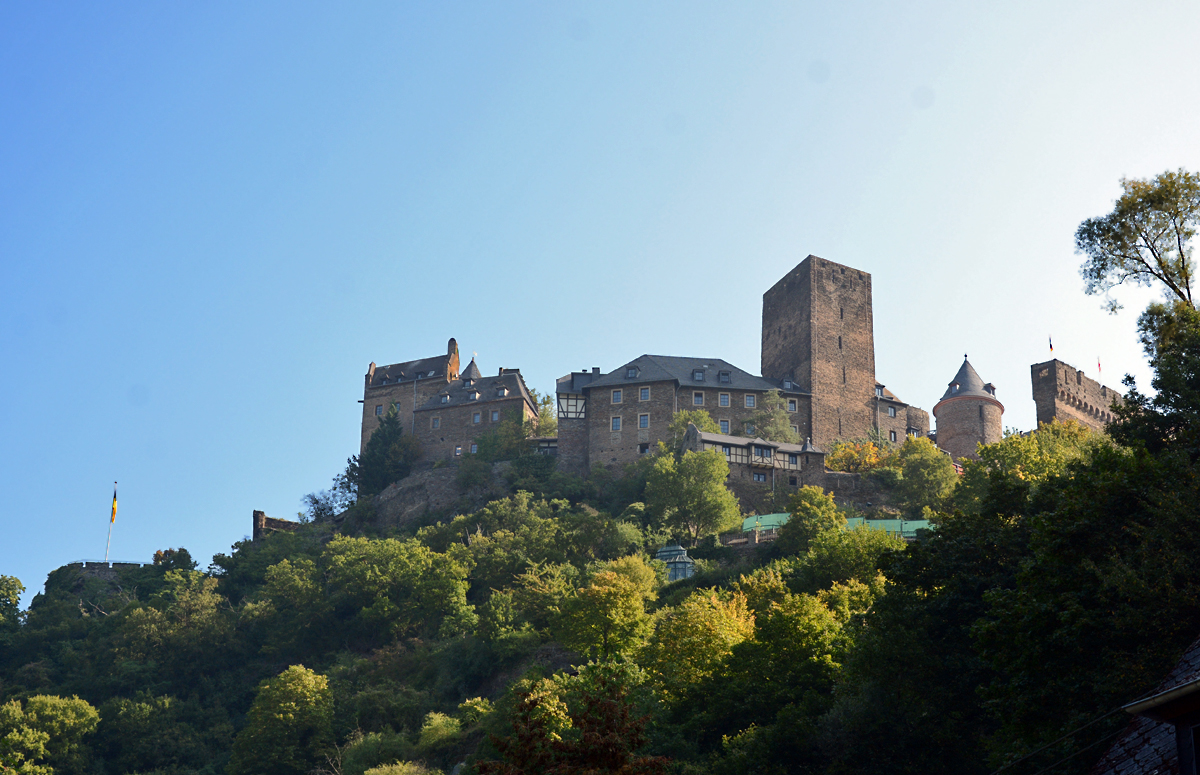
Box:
xmin=1090 ymin=634 xmax=1200 ymax=775
xmin=367 ymin=355 xmax=450 ymax=388
xmin=695 ymin=430 xmax=816 ymax=456
xmin=937 ymin=357 xmax=997 ymax=402
xmin=414 ymin=368 xmax=535 ymax=414
xmin=583 ymin=354 xmax=808 ymax=394
xmin=460 ymin=358 xmax=482 ymax=382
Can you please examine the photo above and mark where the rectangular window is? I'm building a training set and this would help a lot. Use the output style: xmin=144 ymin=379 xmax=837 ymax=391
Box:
xmin=612 ymin=389 xmax=622 ymax=404
xmin=374 ymin=405 xmax=383 ymax=416
xmin=789 ymin=453 xmax=798 ymax=465
xmin=753 ymin=472 xmax=767 ymax=483
xmin=722 ymin=445 xmax=731 ymax=457
xmin=754 ymin=446 xmax=772 ymax=458
xmin=470 ymin=443 xmax=478 ymax=454
xmin=492 ymin=410 xmax=500 ymax=421
xmin=745 ymin=394 xmax=756 ymax=408
xmin=719 ymin=371 xmax=731 ymax=384
xmin=787 ymin=399 xmax=797 ymax=412
xmin=719 ymin=393 xmax=730 ymax=407
xmin=888 ymin=406 xmax=896 ymax=417
xmin=639 ymin=413 xmax=649 ymax=429
xmin=789 ymin=476 xmax=797 ymax=486
xmin=693 ymin=392 xmax=704 ymax=406
xmin=890 ymin=430 xmax=897 ymax=442
xmin=473 ymin=412 xmax=481 ymax=424
xmin=392 ymin=402 xmax=401 ymax=412
xmin=875 ymin=386 xmax=883 ymax=397
xmin=791 ymin=424 xmax=799 ymax=435
xmin=611 ymin=416 xmax=621 ymax=431
xmin=640 ymin=387 xmax=650 ymax=401
xmin=638 ymin=443 xmax=650 ymax=454
xmin=432 ymin=417 xmax=440 ymax=429
xmin=626 ymin=367 xmax=638 ymax=378
xmin=745 ymin=422 xmax=755 ymax=434
xmin=720 ymin=419 xmax=730 ymax=434
xmin=693 ymin=369 xmax=705 ymax=381
xmin=454 ymin=445 xmax=462 ymax=456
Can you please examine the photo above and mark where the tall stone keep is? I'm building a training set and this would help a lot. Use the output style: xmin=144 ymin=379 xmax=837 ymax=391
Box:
xmin=933 ymin=357 xmax=1003 ymax=461
xmin=761 ymin=255 xmax=876 ymax=448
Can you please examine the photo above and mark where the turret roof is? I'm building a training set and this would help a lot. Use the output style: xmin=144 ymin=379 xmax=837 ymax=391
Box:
xmin=460 ymin=358 xmax=482 ymax=382
xmin=938 ymin=357 xmax=995 ymax=402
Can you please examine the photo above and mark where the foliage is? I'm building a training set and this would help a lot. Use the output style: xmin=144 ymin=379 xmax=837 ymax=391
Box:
xmin=774 ymin=486 xmax=845 ymax=556
xmin=824 ymin=439 xmax=895 ymax=473
xmin=892 ymin=436 xmax=959 ymax=516
xmin=0 ymin=695 xmax=98 ymax=775
xmin=358 ymin=408 xmax=422 ymax=498
xmin=644 ymin=449 xmax=741 ymax=542
xmin=0 ymin=575 xmax=23 ymax=632
xmin=750 ymin=390 xmax=801 ymax=444
xmin=364 ymin=762 xmax=443 ymax=775
xmin=1076 ymin=168 xmax=1200 ymax=313
xmin=528 ymin=389 xmax=558 ymax=439
xmin=552 ymin=570 xmax=651 ymax=661
xmin=227 ymin=665 xmax=334 ymax=775
xmin=641 ymin=589 xmax=755 ymax=702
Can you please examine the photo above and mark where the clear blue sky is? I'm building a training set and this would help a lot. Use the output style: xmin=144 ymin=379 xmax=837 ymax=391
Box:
xmin=4 ymin=2 xmax=1200 ymax=605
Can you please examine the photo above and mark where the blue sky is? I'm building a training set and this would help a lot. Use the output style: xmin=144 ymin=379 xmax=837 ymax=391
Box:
xmin=4 ymin=2 xmax=1200 ymax=605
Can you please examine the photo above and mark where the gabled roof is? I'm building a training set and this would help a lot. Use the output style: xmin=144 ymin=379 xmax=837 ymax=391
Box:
xmin=367 ymin=355 xmax=450 ymax=388
xmin=584 ymin=354 xmax=809 ymax=394
xmin=414 ymin=369 xmax=535 ymax=413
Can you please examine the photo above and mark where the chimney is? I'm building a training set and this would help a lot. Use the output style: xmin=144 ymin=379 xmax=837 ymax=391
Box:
xmin=592 ymin=367 xmax=600 ymax=374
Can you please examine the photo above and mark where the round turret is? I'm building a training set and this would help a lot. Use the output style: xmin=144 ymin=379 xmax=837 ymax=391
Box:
xmin=933 ymin=356 xmax=1003 ymax=461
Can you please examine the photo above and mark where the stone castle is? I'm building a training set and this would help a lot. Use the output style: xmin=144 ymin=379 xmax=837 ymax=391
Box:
xmin=359 ymin=255 xmax=1125 ymax=497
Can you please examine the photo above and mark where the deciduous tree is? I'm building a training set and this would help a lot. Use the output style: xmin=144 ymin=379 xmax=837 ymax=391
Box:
xmin=645 ymin=449 xmax=741 ymax=542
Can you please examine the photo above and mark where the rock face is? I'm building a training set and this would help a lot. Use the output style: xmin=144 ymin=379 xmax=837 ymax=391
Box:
xmin=367 ymin=461 xmax=512 ymax=531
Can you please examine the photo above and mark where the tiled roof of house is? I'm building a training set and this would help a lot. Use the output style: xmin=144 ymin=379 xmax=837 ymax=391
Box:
xmin=414 ymin=369 xmax=534 ymax=414
xmin=583 ymin=354 xmax=809 ymax=394
xmin=1090 ymin=633 xmax=1200 ymax=775
xmin=367 ymin=355 xmax=450 ymax=388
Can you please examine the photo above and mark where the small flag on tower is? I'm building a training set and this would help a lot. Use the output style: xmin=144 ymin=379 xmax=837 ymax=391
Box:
xmin=1098 ymin=357 xmax=1102 ymax=375
xmin=1049 ymin=336 xmax=1054 ymax=353
xmin=110 ymin=483 xmax=118 ymax=524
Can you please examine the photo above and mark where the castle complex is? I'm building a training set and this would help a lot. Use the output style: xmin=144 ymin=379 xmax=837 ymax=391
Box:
xmin=359 ymin=255 xmax=1126 ymax=489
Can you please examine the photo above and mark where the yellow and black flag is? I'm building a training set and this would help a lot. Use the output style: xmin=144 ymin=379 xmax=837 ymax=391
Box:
xmin=110 ymin=483 xmax=118 ymax=524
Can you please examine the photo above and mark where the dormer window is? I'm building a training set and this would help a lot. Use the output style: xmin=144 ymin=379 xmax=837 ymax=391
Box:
xmin=496 ymin=387 xmax=507 ymax=397
xmin=875 ymin=386 xmax=883 ymax=397
xmin=951 ymin=382 xmax=960 ymax=393
xmin=693 ymin=369 xmax=705 ymax=381
xmin=719 ymin=371 xmax=731 ymax=384
xmin=626 ymin=367 xmax=639 ymax=379
xmin=468 ymin=390 xmax=479 ymax=400
xmin=783 ymin=380 xmax=792 ymax=389
xmin=440 ymin=395 xmax=449 ymax=404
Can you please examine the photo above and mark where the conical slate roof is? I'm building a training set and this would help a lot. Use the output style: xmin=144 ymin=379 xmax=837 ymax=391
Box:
xmin=938 ymin=357 xmax=994 ymax=401
xmin=460 ymin=358 xmax=482 ymax=382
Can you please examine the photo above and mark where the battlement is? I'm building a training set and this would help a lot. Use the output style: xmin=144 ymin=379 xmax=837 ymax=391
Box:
xmin=1031 ymin=359 xmax=1124 ymax=433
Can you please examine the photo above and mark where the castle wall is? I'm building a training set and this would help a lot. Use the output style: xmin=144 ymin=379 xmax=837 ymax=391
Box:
xmin=761 ymin=256 xmax=876 ymax=448
xmin=1031 ymin=359 xmax=1123 ymax=432
xmin=934 ymin=397 xmax=1003 ymax=461
xmin=413 ymin=396 xmax=536 ymax=461
xmin=556 ymin=416 xmax=590 ymax=474
xmin=360 ymin=377 xmax=447 ymax=453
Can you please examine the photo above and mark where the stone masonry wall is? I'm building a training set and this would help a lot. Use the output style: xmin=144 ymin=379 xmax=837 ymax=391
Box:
xmin=1031 ymin=359 xmax=1124 ymax=433
xmin=934 ymin=397 xmax=1003 ymax=461
xmin=413 ymin=396 xmax=535 ymax=461
xmin=762 ymin=256 xmax=875 ymax=449
xmin=361 ymin=377 xmax=448 ymax=453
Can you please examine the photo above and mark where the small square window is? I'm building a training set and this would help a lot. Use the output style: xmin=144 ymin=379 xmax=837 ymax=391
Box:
xmin=787 ymin=399 xmax=797 ymax=412
xmin=374 ymin=405 xmax=383 ymax=416
xmin=638 ymin=443 xmax=650 ymax=454
xmin=719 ymin=371 xmax=731 ymax=384
xmin=491 ymin=410 xmax=500 ymax=421
xmin=432 ymin=417 xmax=440 ymax=429
xmin=473 ymin=412 xmax=481 ymax=424
xmin=693 ymin=392 xmax=704 ymax=406
xmin=753 ymin=472 xmax=767 ymax=483
xmin=889 ymin=430 xmax=897 ymax=442
xmin=745 ymin=395 xmax=756 ymax=408
xmin=719 ymin=393 xmax=730 ymax=407
xmin=611 ymin=416 xmax=622 ymax=431
xmin=693 ymin=369 xmax=705 ymax=381
xmin=640 ymin=387 xmax=650 ymax=401
xmin=888 ymin=406 xmax=897 ymax=417
xmin=470 ymin=443 xmax=478 ymax=454
xmin=720 ymin=419 xmax=730 ymax=434
xmin=639 ymin=413 xmax=649 ymax=429
xmin=789 ymin=476 xmax=797 ymax=486
xmin=612 ymin=389 xmax=622 ymax=404
xmin=454 ymin=445 xmax=462 ymax=456
xmin=791 ymin=424 xmax=799 ymax=435
xmin=626 ymin=367 xmax=638 ymax=378
xmin=441 ymin=395 xmax=449 ymax=404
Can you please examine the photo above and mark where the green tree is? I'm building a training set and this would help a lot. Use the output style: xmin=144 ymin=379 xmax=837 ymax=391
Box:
xmin=794 ymin=524 xmax=903 ymax=594
xmin=552 ymin=571 xmax=651 ymax=661
xmin=1076 ymin=168 xmax=1200 ymax=313
xmin=357 ymin=407 xmax=422 ymax=498
xmin=774 ymin=486 xmax=845 ymax=556
xmin=824 ymin=439 xmax=896 ymax=473
xmin=665 ymin=410 xmax=721 ymax=455
xmin=228 ymin=665 xmax=334 ymax=775
xmin=750 ymin=390 xmax=800 ymax=444
xmin=0 ymin=575 xmax=23 ymax=634
xmin=641 ymin=589 xmax=755 ymax=702
xmin=0 ymin=695 xmax=99 ymax=775
xmin=893 ymin=436 xmax=958 ymax=516
xmin=529 ymin=389 xmax=557 ymax=438
xmin=645 ymin=448 xmax=741 ymax=542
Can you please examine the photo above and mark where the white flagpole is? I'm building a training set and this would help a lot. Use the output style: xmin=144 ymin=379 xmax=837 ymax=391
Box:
xmin=104 ymin=481 xmax=116 ymax=563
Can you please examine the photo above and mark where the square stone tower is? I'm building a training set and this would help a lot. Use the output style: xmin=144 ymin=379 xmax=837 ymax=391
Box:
xmin=761 ymin=255 xmax=876 ymax=448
